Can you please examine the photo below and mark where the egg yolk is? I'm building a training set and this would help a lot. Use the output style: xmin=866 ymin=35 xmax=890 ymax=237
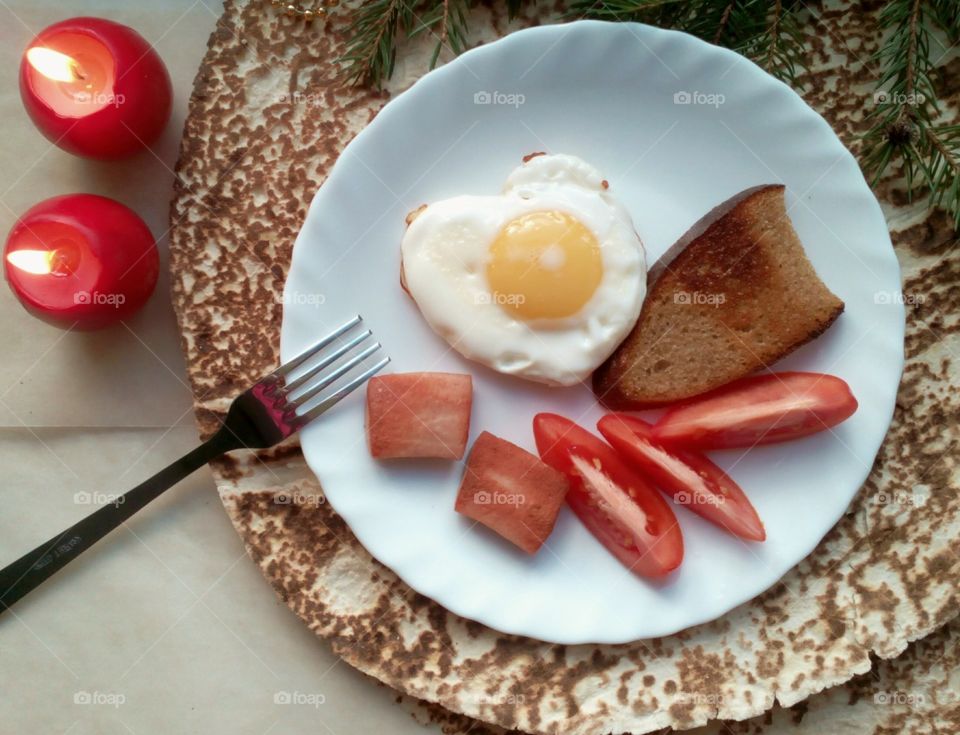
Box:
xmin=486 ymin=211 xmax=603 ymax=320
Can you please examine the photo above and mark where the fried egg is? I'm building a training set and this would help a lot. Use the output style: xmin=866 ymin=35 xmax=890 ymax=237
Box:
xmin=400 ymin=153 xmax=647 ymax=386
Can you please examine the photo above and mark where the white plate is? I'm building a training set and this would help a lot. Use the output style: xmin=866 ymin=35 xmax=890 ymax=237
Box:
xmin=281 ymin=21 xmax=904 ymax=644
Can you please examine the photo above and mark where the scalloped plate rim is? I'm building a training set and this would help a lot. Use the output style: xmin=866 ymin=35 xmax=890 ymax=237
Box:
xmin=281 ymin=20 xmax=905 ymax=644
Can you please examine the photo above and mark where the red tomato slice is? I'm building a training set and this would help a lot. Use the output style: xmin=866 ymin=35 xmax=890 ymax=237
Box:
xmin=653 ymin=372 xmax=858 ymax=450
xmin=598 ymin=414 xmax=765 ymax=542
xmin=532 ymin=413 xmax=683 ymax=577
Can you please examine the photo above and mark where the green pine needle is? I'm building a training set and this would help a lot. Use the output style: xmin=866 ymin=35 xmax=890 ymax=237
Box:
xmin=564 ymin=0 xmax=808 ymax=83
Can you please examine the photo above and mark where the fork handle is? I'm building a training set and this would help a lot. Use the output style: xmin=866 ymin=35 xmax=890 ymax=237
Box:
xmin=0 ymin=431 xmax=236 ymax=614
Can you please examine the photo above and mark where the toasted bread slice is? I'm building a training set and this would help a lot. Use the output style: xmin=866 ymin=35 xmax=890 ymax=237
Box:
xmin=593 ymin=185 xmax=844 ymax=408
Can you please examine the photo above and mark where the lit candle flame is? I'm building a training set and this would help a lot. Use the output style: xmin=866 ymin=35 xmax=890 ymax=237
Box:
xmin=26 ymin=47 xmax=81 ymax=83
xmin=6 ymin=249 xmax=55 ymax=275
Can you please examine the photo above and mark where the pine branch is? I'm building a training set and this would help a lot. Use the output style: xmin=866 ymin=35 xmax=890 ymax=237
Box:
xmin=923 ymin=125 xmax=960 ymax=228
xmin=339 ymin=0 xmax=526 ymax=88
xmin=863 ymin=0 xmax=960 ymax=228
xmin=565 ymin=0 xmax=808 ymax=83
xmin=338 ymin=0 xmax=417 ymax=87
xmin=749 ymin=0 xmax=807 ymax=83
xmin=411 ymin=0 xmax=472 ymax=68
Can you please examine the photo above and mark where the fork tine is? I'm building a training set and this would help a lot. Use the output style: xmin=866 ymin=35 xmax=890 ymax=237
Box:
xmin=283 ymin=329 xmax=373 ymax=394
xmin=275 ymin=315 xmax=362 ymax=379
xmin=289 ymin=341 xmax=383 ymax=406
xmin=297 ymin=356 xmax=391 ymax=425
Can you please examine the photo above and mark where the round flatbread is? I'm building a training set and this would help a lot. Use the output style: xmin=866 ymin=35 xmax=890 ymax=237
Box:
xmin=169 ymin=2 xmax=960 ymax=733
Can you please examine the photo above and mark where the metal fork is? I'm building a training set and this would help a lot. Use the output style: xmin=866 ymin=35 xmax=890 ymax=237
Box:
xmin=0 ymin=316 xmax=388 ymax=614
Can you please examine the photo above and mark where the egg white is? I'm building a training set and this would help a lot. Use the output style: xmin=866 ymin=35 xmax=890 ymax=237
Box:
xmin=400 ymin=154 xmax=647 ymax=387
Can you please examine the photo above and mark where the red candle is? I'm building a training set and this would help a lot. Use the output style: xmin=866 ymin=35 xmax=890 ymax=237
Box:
xmin=3 ymin=194 xmax=159 ymax=330
xmin=19 ymin=18 xmax=172 ymax=160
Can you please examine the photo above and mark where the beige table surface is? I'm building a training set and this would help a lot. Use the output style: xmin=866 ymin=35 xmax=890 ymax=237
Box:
xmin=0 ymin=2 xmax=440 ymax=733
